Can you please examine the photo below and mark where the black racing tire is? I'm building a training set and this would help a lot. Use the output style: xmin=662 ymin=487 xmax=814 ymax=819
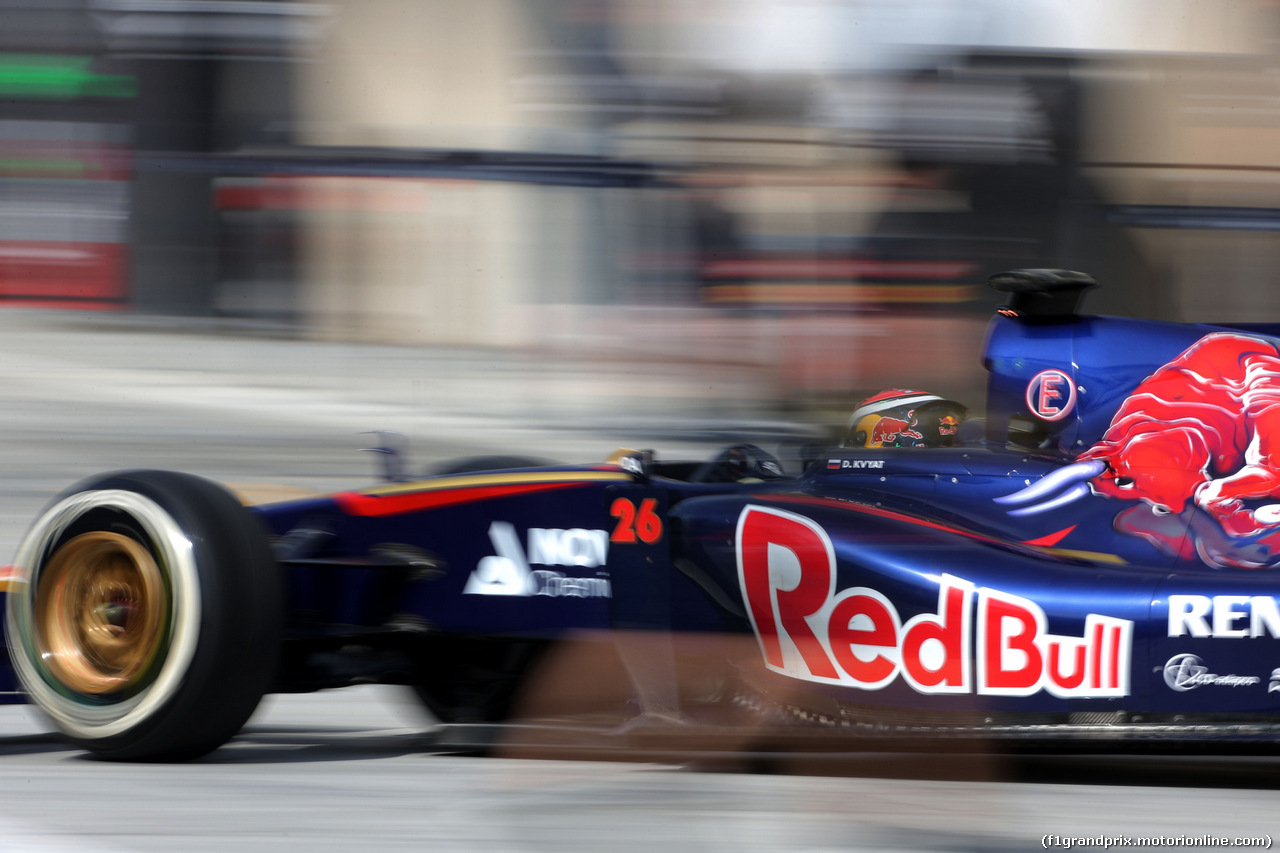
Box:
xmin=4 ymin=470 xmax=282 ymax=761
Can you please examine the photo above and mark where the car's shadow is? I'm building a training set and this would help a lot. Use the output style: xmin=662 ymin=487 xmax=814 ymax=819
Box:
xmin=0 ymin=724 xmax=445 ymax=765
xmin=190 ymin=737 xmax=1280 ymax=789
xmin=735 ymin=749 xmax=1280 ymax=789
xmin=188 ymin=725 xmax=446 ymax=765
xmin=9 ymin=721 xmax=1280 ymax=788
xmin=0 ymin=732 xmax=68 ymax=758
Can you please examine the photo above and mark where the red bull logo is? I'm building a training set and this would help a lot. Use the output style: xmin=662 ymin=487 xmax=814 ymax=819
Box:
xmin=736 ymin=506 xmax=1133 ymax=697
xmin=870 ymin=413 xmax=923 ymax=447
xmin=999 ymin=332 xmax=1280 ymax=568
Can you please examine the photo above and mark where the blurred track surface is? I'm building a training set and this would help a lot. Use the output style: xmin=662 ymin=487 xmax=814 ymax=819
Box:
xmin=0 ymin=309 xmax=800 ymax=556
xmin=4 ymin=690 xmax=1280 ymax=853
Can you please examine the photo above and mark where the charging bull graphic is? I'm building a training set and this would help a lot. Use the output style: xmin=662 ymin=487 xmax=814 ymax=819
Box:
xmin=998 ymin=332 xmax=1280 ymax=568
xmin=871 ymin=415 xmax=923 ymax=447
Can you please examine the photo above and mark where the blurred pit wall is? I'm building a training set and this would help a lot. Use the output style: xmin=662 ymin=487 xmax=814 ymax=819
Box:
xmin=285 ymin=0 xmax=1280 ymax=413
xmin=1086 ymin=50 xmax=1280 ymax=323
xmin=295 ymin=1 xmax=543 ymax=348
xmin=10 ymin=1 xmax=1280 ymax=417
xmin=297 ymin=177 xmax=537 ymax=348
xmin=287 ymin=0 xmax=984 ymax=410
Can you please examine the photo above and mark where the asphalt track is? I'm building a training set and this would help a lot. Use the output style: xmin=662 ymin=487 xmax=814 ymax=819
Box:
xmin=0 ymin=311 xmax=1277 ymax=852
xmin=4 ymin=691 xmax=1280 ymax=853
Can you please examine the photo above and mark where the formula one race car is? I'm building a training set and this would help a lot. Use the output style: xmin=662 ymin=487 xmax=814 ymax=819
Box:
xmin=9 ymin=268 xmax=1280 ymax=760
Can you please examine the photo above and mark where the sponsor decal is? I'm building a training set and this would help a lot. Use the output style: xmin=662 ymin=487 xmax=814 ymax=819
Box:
xmin=464 ymin=521 xmax=612 ymax=598
xmin=1269 ymin=668 xmax=1280 ymax=694
xmin=1168 ymin=594 xmax=1280 ymax=638
xmin=1162 ymin=653 xmax=1260 ymax=691
xmin=736 ymin=505 xmax=1132 ymax=697
xmin=870 ymin=415 xmax=923 ymax=447
xmin=608 ymin=497 xmax=663 ymax=544
xmin=827 ymin=459 xmax=886 ymax=471
xmin=1026 ymin=369 xmax=1076 ymax=421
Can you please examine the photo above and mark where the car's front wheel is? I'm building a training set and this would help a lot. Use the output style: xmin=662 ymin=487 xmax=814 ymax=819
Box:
xmin=5 ymin=470 xmax=282 ymax=760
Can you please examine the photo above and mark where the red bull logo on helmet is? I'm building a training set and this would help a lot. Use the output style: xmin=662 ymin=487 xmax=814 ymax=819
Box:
xmin=870 ymin=413 xmax=923 ymax=447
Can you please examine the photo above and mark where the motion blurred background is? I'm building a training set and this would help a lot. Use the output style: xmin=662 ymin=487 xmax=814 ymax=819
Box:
xmin=2 ymin=0 xmax=1279 ymax=421
xmin=4 ymin=8 xmax=1280 ymax=846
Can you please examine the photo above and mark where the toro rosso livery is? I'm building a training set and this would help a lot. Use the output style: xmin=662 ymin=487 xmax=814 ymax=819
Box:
xmin=9 ymin=268 xmax=1280 ymax=759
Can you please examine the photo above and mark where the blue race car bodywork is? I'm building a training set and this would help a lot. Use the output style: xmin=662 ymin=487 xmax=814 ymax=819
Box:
xmin=7 ymin=269 xmax=1280 ymax=759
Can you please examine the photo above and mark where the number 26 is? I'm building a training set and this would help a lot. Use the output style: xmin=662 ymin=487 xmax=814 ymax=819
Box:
xmin=610 ymin=497 xmax=662 ymax=544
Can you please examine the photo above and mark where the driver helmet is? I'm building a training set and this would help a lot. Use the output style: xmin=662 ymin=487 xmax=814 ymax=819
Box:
xmin=843 ymin=389 xmax=968 ymax=448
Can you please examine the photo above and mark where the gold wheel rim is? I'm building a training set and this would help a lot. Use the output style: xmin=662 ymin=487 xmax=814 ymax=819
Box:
xmin=35 ymin=531 xmax=167 ymax=695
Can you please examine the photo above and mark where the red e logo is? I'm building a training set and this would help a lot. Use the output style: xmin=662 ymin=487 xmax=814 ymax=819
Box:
xmin=1026 ymin=369 xmax=1076 ymax=421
